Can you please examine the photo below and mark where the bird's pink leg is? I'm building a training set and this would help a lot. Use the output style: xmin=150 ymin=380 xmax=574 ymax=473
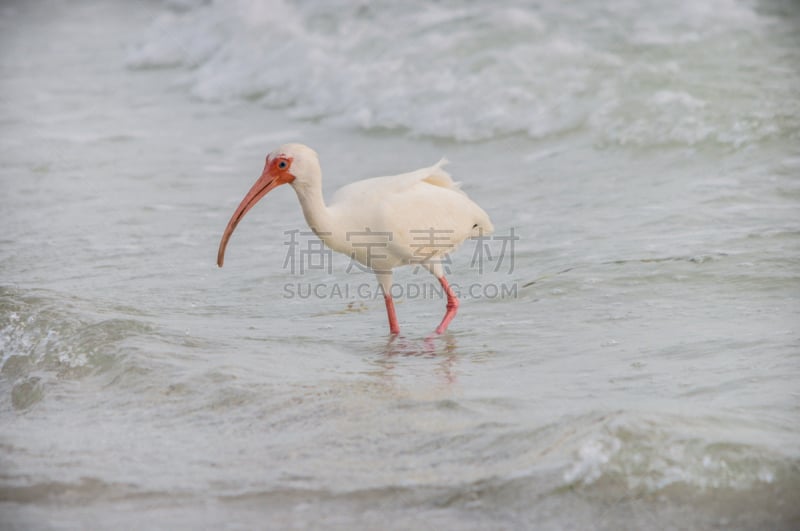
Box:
xmin=435 ymin=276 xmax=459 ymax=334
xmin=384 ymin=295 xmax=400 ymax=335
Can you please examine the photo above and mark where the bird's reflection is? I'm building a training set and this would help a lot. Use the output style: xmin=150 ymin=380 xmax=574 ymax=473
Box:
xmin=383 ymin=333 xmax=457 ymax=356
xmin=376 ymin=333 xmax=460 ymax=385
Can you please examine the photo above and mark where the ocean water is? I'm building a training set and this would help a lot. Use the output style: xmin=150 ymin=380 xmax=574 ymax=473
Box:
xmin=1 ymin=0 xmax=799 ymax=529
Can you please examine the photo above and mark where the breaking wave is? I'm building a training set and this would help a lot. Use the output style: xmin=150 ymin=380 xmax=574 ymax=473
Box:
xmin=127 ymin=0 xmax=800 ymax=145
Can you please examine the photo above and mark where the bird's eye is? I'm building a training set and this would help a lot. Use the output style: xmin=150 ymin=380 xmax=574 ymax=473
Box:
xmin=278 ymin=160 xmax=289 ymax=170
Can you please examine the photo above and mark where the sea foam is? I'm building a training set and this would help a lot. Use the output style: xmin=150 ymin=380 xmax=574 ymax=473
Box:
xmin=127 ymin=0 xmax=799 ymax=146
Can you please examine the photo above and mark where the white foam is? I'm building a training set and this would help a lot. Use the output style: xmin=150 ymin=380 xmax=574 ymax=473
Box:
xmin=126 ymin=0 xmax=799 ymax=146
xmin=561 ymin=414 xmax=791 ymax=492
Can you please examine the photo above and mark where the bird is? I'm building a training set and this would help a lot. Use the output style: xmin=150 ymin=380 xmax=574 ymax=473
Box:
xmin=217 ymin=143 xmax=494 ymax=335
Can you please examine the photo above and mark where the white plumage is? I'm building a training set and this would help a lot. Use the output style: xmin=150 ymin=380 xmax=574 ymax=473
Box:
xmin=218 ymin=143 xmax=494 ymax=335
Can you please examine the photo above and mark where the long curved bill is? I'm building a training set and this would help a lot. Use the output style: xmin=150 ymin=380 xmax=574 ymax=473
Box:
xmin=217 ymin=168 xmax=282 ymax=267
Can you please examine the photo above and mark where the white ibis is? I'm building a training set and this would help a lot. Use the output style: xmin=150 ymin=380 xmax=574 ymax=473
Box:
xmin=217 ymin=143 xmax=494 ymax=335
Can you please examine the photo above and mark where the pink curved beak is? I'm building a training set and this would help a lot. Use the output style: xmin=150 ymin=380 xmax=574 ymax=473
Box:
xmin=217 ymin=166 xmax=283 ymax=267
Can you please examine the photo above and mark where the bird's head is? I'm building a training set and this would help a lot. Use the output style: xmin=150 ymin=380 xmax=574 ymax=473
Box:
xmin=216 ymin=143 xmax=321 ymax=267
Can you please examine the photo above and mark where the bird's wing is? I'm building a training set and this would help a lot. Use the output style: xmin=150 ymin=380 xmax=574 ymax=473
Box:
xmin=330 ymin=158 xmax=463 ymax=206
xmin=326 ymin=158 xmax=493 ymax=270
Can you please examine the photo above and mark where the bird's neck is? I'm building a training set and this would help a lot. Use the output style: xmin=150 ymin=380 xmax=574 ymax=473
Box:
xmin=292 ymin=183 xmax=333 ymax=239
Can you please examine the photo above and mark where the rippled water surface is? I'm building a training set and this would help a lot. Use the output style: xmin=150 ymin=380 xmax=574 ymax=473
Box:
xmin=1 ymin=0 xmax=799 ymax=529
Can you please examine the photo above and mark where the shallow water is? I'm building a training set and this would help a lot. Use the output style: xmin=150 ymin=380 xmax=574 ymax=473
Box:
xmin=1 ymin=0 xmax=799 ymax=529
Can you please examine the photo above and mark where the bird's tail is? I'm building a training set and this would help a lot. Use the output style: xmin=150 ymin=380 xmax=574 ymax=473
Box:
xmin=423 ymin=157 xmax=465 ymax=195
